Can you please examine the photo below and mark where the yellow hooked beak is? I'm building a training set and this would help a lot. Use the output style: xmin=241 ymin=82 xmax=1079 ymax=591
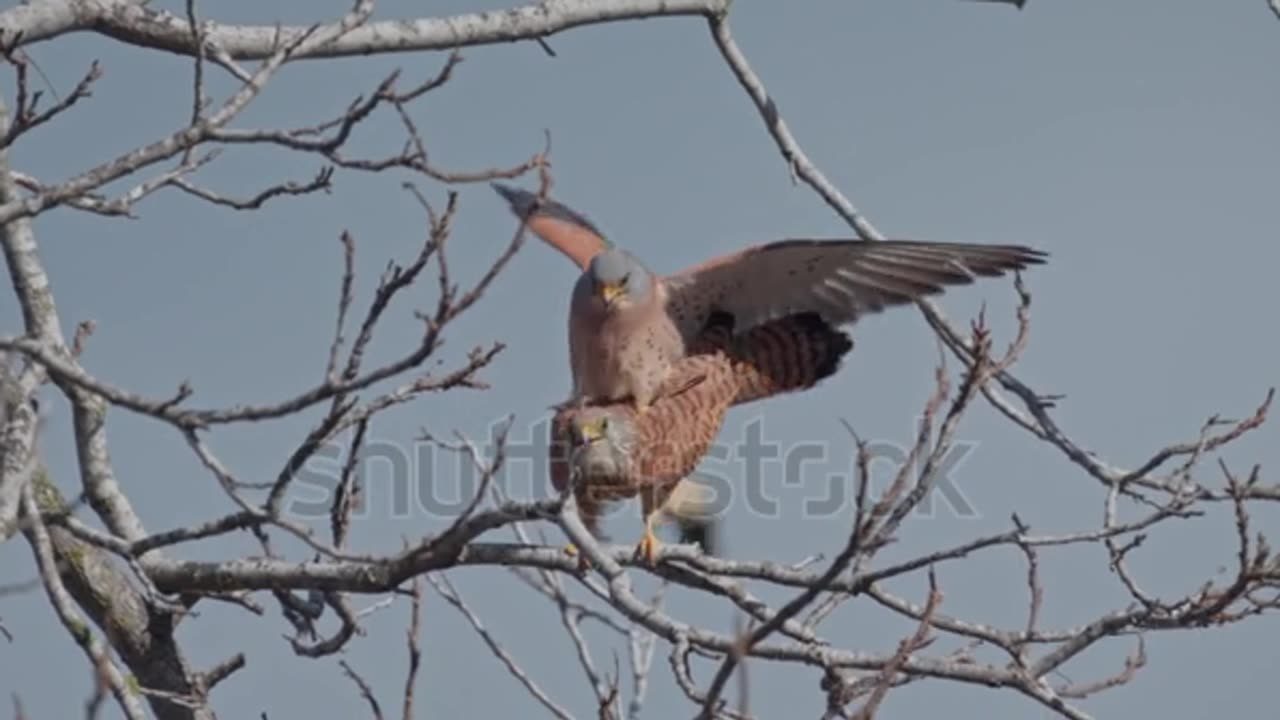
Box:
xmin=577 ymin=417 xmax=609 ymax=444
xmin=599 ymin=282 xmax=625 ymax=305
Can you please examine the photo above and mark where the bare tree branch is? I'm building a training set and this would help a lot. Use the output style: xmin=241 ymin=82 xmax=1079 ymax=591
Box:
xmin=0 ymin=55 xmax=101 ymax=149
xmin=20 ymin=485 xmax=149 ymax=720
xmin=339 ymin=660 xmax=384 ymax=720
xmin=428 ymin=573 xmax=575 ymax=720
xmin=401 ymin=575 xmax=424 ymax=720
xmin=1 ymin=3 xmax=1273 ymax=719
xmin=1 ymin=1 xmax=733 ymax=61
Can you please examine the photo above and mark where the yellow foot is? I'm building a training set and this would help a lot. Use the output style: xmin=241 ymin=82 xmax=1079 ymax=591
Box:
xmin=633 ymin=531 xmax=661 ymax=566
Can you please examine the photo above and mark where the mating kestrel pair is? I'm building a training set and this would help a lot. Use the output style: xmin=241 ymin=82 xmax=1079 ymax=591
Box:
xmin=547 ymin=310 xmax=854 ymax=562
xmin=493 ymin=182 xmax=1046 ymax=563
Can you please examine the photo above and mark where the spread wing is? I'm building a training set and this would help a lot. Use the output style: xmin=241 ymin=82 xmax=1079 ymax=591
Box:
xmin=663 ymin=239 xmax=1047 ymax=338
xmin=491 ymin=183 xmax=609 ymax=271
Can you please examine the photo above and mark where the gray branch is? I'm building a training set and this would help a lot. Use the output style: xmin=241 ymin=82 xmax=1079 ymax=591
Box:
xmin=23 ymin=472 xmax=214 ymax=720
xmin=0 ymin=2 xmax=1275 ymax=719
xmin=1 ymin=0 xmax=732 ymax=60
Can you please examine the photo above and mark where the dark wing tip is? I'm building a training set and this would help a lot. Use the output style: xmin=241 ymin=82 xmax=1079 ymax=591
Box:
xmin=831 ymin=332 xmax=855 ymax=367
xmin=490 ymin=181 xmax=538 ymax=217
xmin=489 ymin=180 xmax=520 ymax=201
xmin=786 ymin=312 xmax=854 ymax=381
xmin=964 ymin=245 xmax=1049 ymax=278
xmin=817 ymin=331 xmax=855 ymax=381
xmin=489 ymin=182 xmax=609 ymax=241
xmin=1002 ymin=245 xmax=1049 ymax=265
xmin=760 ymin=238 xmax=1049 ymax=268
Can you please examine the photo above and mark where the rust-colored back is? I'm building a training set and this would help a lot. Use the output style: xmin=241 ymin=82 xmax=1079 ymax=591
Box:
xmin=547 ymin=354 xmax=737 ymax=495
xmin=692 ymin=311 xmax=853 ymax=406
xmin=549 ymin=312 xmax=853 ymax=496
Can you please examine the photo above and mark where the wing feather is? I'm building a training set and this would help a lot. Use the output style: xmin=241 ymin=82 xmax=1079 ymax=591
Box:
xmin=663 ymin=238 xmax=1047 ymax=338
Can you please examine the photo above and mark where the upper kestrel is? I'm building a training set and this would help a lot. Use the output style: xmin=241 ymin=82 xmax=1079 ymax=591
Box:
xmin=493 ymin=183 xmax=1048 ymax=415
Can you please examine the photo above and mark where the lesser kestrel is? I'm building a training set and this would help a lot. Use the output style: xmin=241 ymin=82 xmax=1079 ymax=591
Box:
xmin=548 ymin=310 xmax=853 ymax=564
xmin=493 ymin=183 xmax=1047 ymax=416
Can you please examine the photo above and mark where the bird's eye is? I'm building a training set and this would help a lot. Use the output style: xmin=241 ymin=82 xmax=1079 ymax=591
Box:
xmin=599 ymin=418 xmax=610 ymax=431
xmin=620 ymin=273 xmax=631 ymax=286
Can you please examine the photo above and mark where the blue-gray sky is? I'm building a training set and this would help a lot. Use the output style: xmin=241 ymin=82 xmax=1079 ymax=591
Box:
xmin=2 ymin=0 xmax=1278 ymax=717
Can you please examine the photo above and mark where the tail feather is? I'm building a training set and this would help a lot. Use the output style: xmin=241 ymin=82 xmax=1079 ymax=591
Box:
xmin=675 ymin=516 xmax=718 ymax=556
xmin=490 ymin=182 xmax=609 ymax=270
xmin=659 ymin=477 xmax=721 ymax=556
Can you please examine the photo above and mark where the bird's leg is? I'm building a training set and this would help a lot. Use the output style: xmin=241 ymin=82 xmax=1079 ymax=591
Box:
xmin=633 ymin=511 xmax=661 ymax=566
xmin=630 ymin=371 xmax=665 ymax=417
xmin=631 ymin=396 xmax=652 ymax=417
xmin=628 ymin=386 xmax=653 ymax=417
xmin=634 ymin=490 xmax=664 ymax=566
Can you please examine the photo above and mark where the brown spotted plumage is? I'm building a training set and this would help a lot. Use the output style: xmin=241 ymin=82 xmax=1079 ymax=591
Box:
xmin=548 ymin=312 xmax=853 ymax=563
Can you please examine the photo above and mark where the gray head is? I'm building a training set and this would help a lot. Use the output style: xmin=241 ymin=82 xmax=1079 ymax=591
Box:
xmin=568 ymin=410 xmax=635 ymax=476
xmin=577 ymin=247 xmax=654 ymax=312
